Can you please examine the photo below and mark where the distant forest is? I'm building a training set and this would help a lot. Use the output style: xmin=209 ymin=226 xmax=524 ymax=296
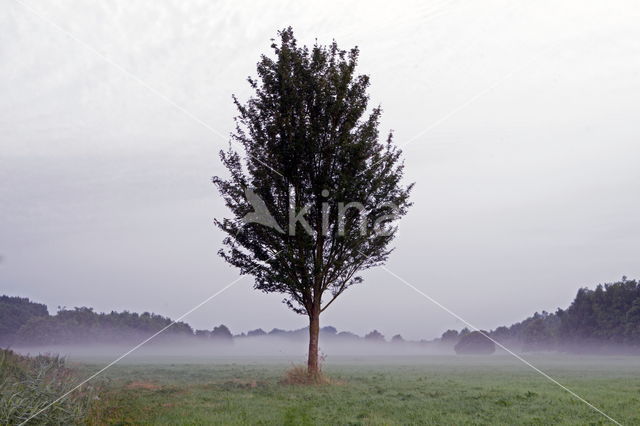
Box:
xmin=2 ymin=277 xmax=639 ymax=353
xmin=0 ymin=295 xmax=385 ymax=347
xmin=442 ymin=277 xmax=640 ymax=353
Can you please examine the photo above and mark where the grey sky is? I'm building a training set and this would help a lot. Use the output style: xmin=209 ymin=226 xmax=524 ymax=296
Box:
xmin=1 ymin=0 xmax=639 ymax=340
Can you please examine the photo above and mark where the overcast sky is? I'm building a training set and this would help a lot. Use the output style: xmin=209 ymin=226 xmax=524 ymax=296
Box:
xmin=1 ymin=0 xmax=639 ymax=340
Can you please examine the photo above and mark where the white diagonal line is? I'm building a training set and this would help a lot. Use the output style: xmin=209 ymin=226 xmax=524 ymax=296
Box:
xmin=18 ymin=278 xmax=239 ymax=425
xmin=376 ymin=262 xmax=622 ymax=425
xmin=18 ymin=249 xmax=281 ymax=425
xmin=11 ymin=2 xmax=619 ymax=423
xmin=12 ymin=0 xmax=284 ymax=179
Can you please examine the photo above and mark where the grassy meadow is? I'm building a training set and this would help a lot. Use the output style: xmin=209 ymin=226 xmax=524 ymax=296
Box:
xmin=73 ymin=354 xmax=640 ymax=425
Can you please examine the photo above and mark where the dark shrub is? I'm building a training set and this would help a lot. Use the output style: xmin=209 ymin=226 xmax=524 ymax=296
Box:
xmin=454 ymin=331 xmax=495 ymax=355
xmin=210 ymin=324 xmax=233 ymax=342
xmin=364 ymin=330 xmax=386 ymax=342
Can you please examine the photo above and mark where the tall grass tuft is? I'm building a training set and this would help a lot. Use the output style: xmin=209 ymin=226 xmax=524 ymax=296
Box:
xmin=280 ymin=353 xmax=339 ymax=385
xmin=0 ymin=349 xmax=94 ymax=425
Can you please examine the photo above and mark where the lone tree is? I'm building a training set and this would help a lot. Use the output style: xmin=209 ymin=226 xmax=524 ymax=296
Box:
xmin=213 ymin=28 xmax=412 ymax=379
xmin=210 ymin=324 xmax=233 ymax=342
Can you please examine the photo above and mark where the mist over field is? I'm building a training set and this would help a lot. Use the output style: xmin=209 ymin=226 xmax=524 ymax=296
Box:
xmin=12 ymin=333 xmax=640 ymax=366
xmin=12 ymin=338 xmax=453 ymax=362
xmin=2 ymin=0 xmax=640 ymax=424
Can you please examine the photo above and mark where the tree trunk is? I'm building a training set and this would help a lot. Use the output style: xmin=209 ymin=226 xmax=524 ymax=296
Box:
xmin=307 ymin=306 xmax=320 ymax=379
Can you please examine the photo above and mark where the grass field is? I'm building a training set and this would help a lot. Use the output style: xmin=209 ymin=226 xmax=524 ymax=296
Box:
xmin=75 ymin=354 xmax=640 ymax=425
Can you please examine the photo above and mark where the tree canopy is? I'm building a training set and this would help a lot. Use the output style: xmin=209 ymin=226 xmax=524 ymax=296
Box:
xmin=476 ymin=277 xmax=640 ymax=353
xmin=454 ymin=331 xmax=495 ymax=355
xmin=212 ymin=27 xmax=412 ymax=376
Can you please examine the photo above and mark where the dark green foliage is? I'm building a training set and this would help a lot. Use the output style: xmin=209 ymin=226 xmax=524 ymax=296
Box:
xmin=440 ymin=329 xmax=459 ymax=343
xmin=488 ymin=277 xmax=640 ymax=352
xmin=335 ymin=331 xmax=359 ymax=340
xmin=210 ymin=324 xmax=233 ymax=341
xmin=212 ymin=27 xmax=412 ymax=374
xmin=195 ymin=324 xmax=234 ymax=341
xmin=391 ymin=334 xmax=404 ymax=343
xmin=559 ymin=277 xmax=640 ymax=348
xmin=364 ymin=330 xmax=386 ymax=342
xmin=454 ymin=331 xmax=495 ymax=355
xmin=13 ymin=307 xmax=194 ymax=346
xmin=212 ymin=27 xmax=412 ymax=317
xmin=0 ymin=296 xmax=48 ymax=346
xmin=1 ymin=292 xmax=366 ymax=347
xmin=321 ymin=326 xmax=337 ymax=335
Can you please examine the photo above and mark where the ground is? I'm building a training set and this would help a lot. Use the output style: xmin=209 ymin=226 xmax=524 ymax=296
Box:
xmin=79 ymin=355 xmax=639 ymax=425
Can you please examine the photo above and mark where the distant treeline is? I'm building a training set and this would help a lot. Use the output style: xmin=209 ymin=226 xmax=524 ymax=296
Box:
xmin=3 ymin=277 xmax=638 ymax=352
xmin=0 ymin=295 xmax=403 ymax=347
xmin=441 ymin=277 xmax=640 ymax=353
xmin=0 ymin=297 xmax=196 ymax=346
xmin=0 ymin=296 xmax=228 ymax=346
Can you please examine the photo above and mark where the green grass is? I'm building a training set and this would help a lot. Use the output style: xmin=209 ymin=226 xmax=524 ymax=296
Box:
xmin=78 ymin=355 xmax=640 ymax=425
xmin=0 ymin=349 xmax=94 ymax=425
